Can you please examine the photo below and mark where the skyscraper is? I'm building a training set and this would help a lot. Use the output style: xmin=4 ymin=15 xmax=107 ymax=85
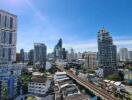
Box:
xmin=119 ymin=48 xmax=128 ymax=62
xmin=28 ymin=49 xmax=34 ymax=64
xmin=54 ymin=38 xmax=63 ymax=59
xmin=98 ymin=28 xmax=117 ymax=67
xmin=0 ymin=10 xmax=17 ymax=64
xmin=34 ymin=43 xmax=47 ymax=69
xmin=128 ymin=51 xmax=132 ymax=61
xmin=20 ymin=49 xmax=24 ymax=63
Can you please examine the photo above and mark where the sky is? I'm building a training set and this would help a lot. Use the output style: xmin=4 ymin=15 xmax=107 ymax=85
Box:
xmin=0 ymin=0 xmax=132 ymax=53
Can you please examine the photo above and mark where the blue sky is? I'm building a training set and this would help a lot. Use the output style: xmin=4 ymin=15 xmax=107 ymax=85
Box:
xmin=0 ymin=0 xmax=132 ymax=53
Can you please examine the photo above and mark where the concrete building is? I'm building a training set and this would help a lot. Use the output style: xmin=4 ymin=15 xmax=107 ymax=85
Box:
xmin=54 ymin=38 xmax=63 ymax=59
xmin=119 ymin=48 xmax=128 ymax=62
xmin=0 ymin=10 xmax=17 ymax=64
xmin=54 ymin=72 xmax=69 ymax=83
xmin=20 ymin=49 xmax=24 ymax=63
xmin=98 ymin=28 xmax=117 ymax=67
xmin=24 ymin=52 xmax=28 ymax=62
xmin=77 ymin=52 xmax=82 ymax=59
xmin=84 ymin=52 xmax=97 ymax=70
xmin=124 ymin=69 xmax=132 ymax=84
xmin=67 ymin=48 xmax=77 ymax=62
xmin=28 ymin=76 xmax=50 ymax=95
xmin=28 ymin=49 xmax=34 ymax=63
xmin=128 ymin=51 xmax=132 ymax=61
xmin=34 ymin=43 xmax=47 ymax=69
xmin=0 ymin=64 xmax=22 ymax=99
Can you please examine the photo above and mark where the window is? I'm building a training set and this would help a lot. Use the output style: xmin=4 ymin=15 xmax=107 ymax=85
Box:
xmin=0 ymin=14 xmax=1 ymax=25
xmin=8 ymin=48 xmax=11 ymax=61
xmin=10 ymin=17 xmax=13 ymax=29
xmin=5 ymin=16 xmax=7 ymax=27
xmin=9 ymin=33 xmax=12 ymax=44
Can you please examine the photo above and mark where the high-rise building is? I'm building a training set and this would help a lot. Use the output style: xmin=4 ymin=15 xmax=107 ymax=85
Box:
xmin=34 ymin=43 xmax=47 ymax=69
xmin=119 ymin=48 xmax=128 ymax=62
xmin=62 ymin=48 xmax=67 ymax=59
xmin=84 ymin=52 xmax=97 ymax=70
xmin=28 ymin=49 xmax=34 ymax=63
xmin=0 ymin=10 xmax=17 ymax=64
xmin=54 ymin=38 xmax=63 ymax=59
xmin=128 ymin=51 xmax=132 ymax=62
xmin=67 ymin=48 xmax=77 ymax=62
xmin=20 ymin=49 xmax=24 ymax=63
xmin=77 ymin=52 xmax=83 ymax=59
xmin=98 ymin=28 xmax=117 ymax=67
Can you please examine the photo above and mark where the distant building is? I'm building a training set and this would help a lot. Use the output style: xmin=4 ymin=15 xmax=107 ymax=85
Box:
xmin=128 ymin=51 xmax=132 ymax=62
xmin=98 ymin=28 xmax=117 ymax=67
xmin=20 ymin=49 xmax=24 ymax=63
xmin=124 ymin=69 xmax=132 ymax=84
xmin=84 ymin=52 xmax=97 ymax=70
xmin=34 ymin=43 xmax=47 ymax=70
xmin=54 ymin=38 xmax=63 ymax=59
xmin=28 ymin=49 xmax=34 ymax=63
xmin=119 ymin=48 xmax=128 ymax=62
xmin=62 ymin=48 xmax=67 ymax=60
xmin=77 ymin=52 xmax=82 ymax=59
xmin=67 ymin=48 xmax=77 ymax=62
xmin=0 ymin=10 xmax=17 ymax=64
xmin=24 ymin=52 xmax=29 ymax=62
xmin=16 ymin=53 xmax=20 ymax=62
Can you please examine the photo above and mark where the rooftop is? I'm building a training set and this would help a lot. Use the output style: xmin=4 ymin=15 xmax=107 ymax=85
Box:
xmin=64 ymin=94 xmax=89 ymax=100
xmin=30 ymin=76 xmax=47 ymax=83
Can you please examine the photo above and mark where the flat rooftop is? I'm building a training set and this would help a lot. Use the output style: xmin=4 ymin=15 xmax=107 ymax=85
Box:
xmin=64 ymin=94 xmax=89 ymax=100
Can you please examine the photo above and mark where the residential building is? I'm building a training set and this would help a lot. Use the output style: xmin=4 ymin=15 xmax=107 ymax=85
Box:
xmin=77 ymin=52 xmax=82 ymax=59
xmin=95 ymin=67 xmax=116 ymax=78
xmin=34 ymin=43 xmax=47 ymax=69
xmin=128 ymin=51 xmax=132 ymax=61
xmin=24 ymin=52 xmax=28 ymax=62
xmin=119 ymin=48 xmax=128 ymax=62
xmin=0 ymin=64 xmax=22 ymax=99
xmin=67 ymin=48 xmax=77 ymax=62
xmin=98 ymin=28 xmax=117 ymax=67
xmin=28 ymin=76 xmax=50 ymax=95
xmin=124 ymin=69 xmax=132 ymax=84
xmin=28 ymin=49 xmax=34 ymax=63
xmin=16 ymin=53 xmax=20 ymax=62
xmin=54 ymin=72 xmax=69 ymax=83
xmin=0 ymin=10 xmax=17 ymax=64
xmin=20 ymin=49 xmax=24 ymax=63
xmin=84 ymin=52 xmax=97 ymax=70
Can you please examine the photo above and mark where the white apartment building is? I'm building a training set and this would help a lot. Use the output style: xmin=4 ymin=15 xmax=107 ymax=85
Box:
xmin=128 ymin=51 xmax=132 ymax=61
xmin=0 ymin=10 xmax=17 ymax=64
xmin=54 ymin=72 xmax=69 ymax=82
xmin=28 ymin=77 xmax=50 ymax=95
xmin=119 ymin=48 xmax=128 ymax=62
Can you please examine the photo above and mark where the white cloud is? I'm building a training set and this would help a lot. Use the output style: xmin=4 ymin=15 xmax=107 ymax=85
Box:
xmin=62 ymin=38 xmax=132 ymax=53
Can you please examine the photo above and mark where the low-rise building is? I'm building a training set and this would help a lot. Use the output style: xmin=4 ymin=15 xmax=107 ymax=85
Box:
xmin=95 ymin=67 xmax=117 ymax=77
xmin=124 ymin=69 xmax=132 ymax=84
xmin=54 ymin=72 xmax=69 ymax=83
xmin=28 ymin=76 xmax=50 ymax=95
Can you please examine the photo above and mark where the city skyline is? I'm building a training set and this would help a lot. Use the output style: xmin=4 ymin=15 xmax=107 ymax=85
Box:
xmin=0 ymin=0 xmax=132 ymax=53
